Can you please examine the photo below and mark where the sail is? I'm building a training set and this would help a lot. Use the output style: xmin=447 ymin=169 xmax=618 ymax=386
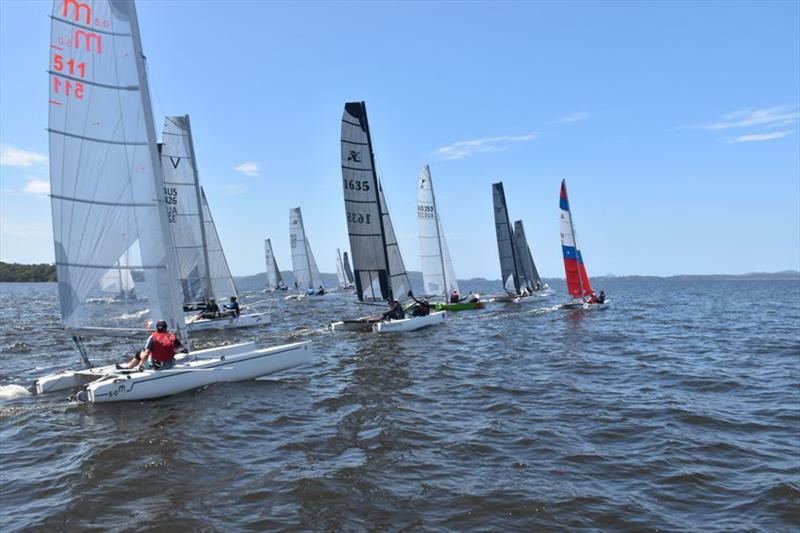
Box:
xmin=264 ymin=238 xmax=284 ymax=289
xmin=559 ymin=179 xmax=593 ymax=298
xmin=200 ymin=188 xmax=238 ymax=299
xmin=417 ymin=165 xmax=459 ymax=298
xmin=160 ymin=116 xmax=208 ymax=304
xmin=492 ymin=182 xmax=521 ymax=295
xmin=289 ymin=207 xmax=322 ymax=290
xmin=342 ymin=251 xmax=354 ymax=286
xmin=48 ymin=0 xmax=185 ymax=334
xmin=335 ymin=249 xmax=348 ymax=288
xmin=513 ymin=220 xmax=542 ymax=288
xmin=99 ymin=254 xmax=135 ymax=294
xmin=341 ymin=101 xmax=411 ymax=303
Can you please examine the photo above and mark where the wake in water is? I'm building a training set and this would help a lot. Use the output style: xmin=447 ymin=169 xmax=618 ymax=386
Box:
xmin=0 ymin=384 xmax=31 ymax=399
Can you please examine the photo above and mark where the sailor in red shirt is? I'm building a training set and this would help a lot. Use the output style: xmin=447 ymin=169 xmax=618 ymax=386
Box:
xmin=117 ymin=320 xmax=182 ymax=370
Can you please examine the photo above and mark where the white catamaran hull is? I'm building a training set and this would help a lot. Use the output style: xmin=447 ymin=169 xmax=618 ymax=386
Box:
xmin=561 ymin=299 xmax=611 ymax=311
xmin=329 ymin=317 xmax=381 ymax=332
xmin=33 ymin=341 xmax=314 ymax=403
xmin=373 ymin=311 xmax=447 ymax=333
xmin=186 ymin=312 xmax=270 ymax=331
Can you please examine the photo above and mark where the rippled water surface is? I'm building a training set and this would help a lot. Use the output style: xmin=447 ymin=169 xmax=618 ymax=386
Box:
xmin=1 ymin=279 xmax=799 ymax=531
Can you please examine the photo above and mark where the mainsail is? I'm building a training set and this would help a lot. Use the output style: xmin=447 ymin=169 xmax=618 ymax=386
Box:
xmin=264 ymin=238 xmax=285 ymax=290
xmin=160 ymin=115 xmax=209 ymax=304
xmin=342 ymin=251 xmax=354 ymax=286
xmin=99 ymin=253 xmax=135 ymax=295
xmin=492 ymin=182 xmax=521 ymax=294
xmin=48 ymin=0 xmax=185 ymax=335
xmin=200 ymin=188 xmax=238 ymax=299
xmin=289 ymin=207 xmax=322 ymax=290
xmin=513 ymin=220 xmax=542 ymax=289
xmin=340 ymin=101 xmax=411 ymax=303
xmin=335 ymin=249 xmax=349 ymax=288
xmin=417 ymin=165 xmax=459 ymax=298
xmin=559 ymin=179 xmax=593 ymax=298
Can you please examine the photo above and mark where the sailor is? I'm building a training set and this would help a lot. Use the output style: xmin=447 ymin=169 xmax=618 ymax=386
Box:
xmin=223 ymin=296 xmax=241 ymax=318
xmin=597 ymin=290 xmax=606 ymax=304
xmin=589 ymin=292 xmax=598 ymax=304
xmin=449 ymin=289 xmax=460 ymax=303
xmin=316 ymin=285 xmax=326 ymax=295
xmin=201 ymin=298 xmax=220 ymax=319
xmin=469 ymin=292 xmax=480 ymax=304
xmin=408 ymin=291 xmax=431 ymax=317
xmin=117 ymin=320 xmax=182 ymax=370
xmin=383 ymin=299 xmax=405 ymax=321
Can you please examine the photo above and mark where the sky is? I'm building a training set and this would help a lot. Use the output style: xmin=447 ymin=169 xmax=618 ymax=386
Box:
xmin=1 ymin=0 xmax=798 ymax=278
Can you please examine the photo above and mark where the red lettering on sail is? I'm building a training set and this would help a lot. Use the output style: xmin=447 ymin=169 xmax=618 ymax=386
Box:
xmin=74 ymin=29 xmax=102 ymax=54
xmin=63 ymin=0 xmax=91 ymax=24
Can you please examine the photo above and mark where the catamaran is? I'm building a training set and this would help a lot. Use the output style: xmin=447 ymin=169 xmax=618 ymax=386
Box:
xmin=492 ymin=182 xmax=531 ymax=302
xmin=559 ymin=179 xmax=609 ymax=310
xmin=34 ymin=0 xmax=314 ymax=402
xmin=417 ymin=165 xmax=483 ymax=311
xmin=288 ymin=207 xmax=325 ymax=298
xmin=330 ymin=101 xmax=446 ymax=333
xmin=159 ymin=115 xmax=268 ymax=331
xmin=335 ymin=248 xmax=355 ymax=290
xmin=342 ymin=251 xmax=355 ymax=288
xmin=263 ymin=238 xmax=288 ymax=291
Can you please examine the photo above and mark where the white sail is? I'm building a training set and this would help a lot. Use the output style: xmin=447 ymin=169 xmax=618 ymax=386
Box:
xmin=99 ymin=253 xmax=135 ymax=294
xmin=264 ymin=238 xmax=284 ymax=290
xmin=289 ymin=207 xmax=322 ymax=290
xmin=340 ymin=101 xmax=412 ymax=303
xmin=200 ymin=188 xmax=238 ymax=300
xmin=417 ymin=165 xmax=459 ymax=298
xmin=48 ymin=0 xmax=184 ymax=334
xmin=160 ymin=115 xmax=208 ymax=304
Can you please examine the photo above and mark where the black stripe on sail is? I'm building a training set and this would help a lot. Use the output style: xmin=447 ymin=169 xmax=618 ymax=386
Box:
xmin=341 ymin=165 xmax=372 ymax=172
xmin=342 ymin=139 xmax=369 ymax=146
xmin=48 ymin=129 xmax=147 ymax=146
xmin=348 ymin=232 xmax=382 ymax=237
xmin=342 ymin=118 xmax=362 ymax=128
xmin=344 ymin=198 xmax=376 ymax=205
xmin=50 ymin=193 xmax=154 ymax=207
xmin=48 ymin=71 xmax=138 ymax=91
xmin=50 ymin=16 xmax=132 ymax=37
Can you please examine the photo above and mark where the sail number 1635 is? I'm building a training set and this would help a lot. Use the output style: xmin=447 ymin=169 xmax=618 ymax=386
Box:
xmin=343 ymin=179 xmax=370 ymax=192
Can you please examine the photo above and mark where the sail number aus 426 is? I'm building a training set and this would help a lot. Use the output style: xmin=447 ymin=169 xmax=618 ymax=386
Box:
xmin=347 ymin=212 xmax=372 ymax=224
xmin=343 ymin=179 xmax=370 ymax=192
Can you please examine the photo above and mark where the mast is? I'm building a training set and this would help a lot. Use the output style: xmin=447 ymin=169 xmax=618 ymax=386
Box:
xmin=427 ymin=166 xmax=448 ymax=299
xmin=563 ymin=179 xmax=584 ymax=298
xmin=362 ymin=102 xmax=394 ymax=302
xmin=129 ymin=0 xmax=186 ymax=340
xmin=184 ymin=114 xmax=213 ymax=301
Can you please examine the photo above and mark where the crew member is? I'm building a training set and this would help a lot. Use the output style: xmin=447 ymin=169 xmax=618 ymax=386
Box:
xmin=117 ymin=320 xmax=182 ymax=370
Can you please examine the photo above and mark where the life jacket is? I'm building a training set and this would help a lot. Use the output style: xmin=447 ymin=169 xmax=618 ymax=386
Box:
xmin=149 ymin=331 xmax=176 ymax=363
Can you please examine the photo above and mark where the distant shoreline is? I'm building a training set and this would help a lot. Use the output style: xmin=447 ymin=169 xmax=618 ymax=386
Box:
xmin=1 ymin=261 xmax=797 ymax=283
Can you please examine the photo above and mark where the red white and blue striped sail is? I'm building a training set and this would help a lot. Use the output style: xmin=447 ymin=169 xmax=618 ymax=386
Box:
xmin=559 ymin=179 xmax=593 ymax=299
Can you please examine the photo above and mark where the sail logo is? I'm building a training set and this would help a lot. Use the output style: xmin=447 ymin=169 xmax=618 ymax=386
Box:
xmin=61 ymin=0 xmax=103 ymax=55
xmin=347 ymin=151 xmax=361 ymax=163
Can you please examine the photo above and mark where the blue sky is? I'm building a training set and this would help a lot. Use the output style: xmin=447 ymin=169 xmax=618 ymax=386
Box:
xmin=1 ymin=0 xmax=798 ymax=278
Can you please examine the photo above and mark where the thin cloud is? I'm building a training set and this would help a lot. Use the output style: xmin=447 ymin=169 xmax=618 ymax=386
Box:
xmin=703 ymin=107 xmax=799 ymax=130
xmin=222 ymin=184 xmax=246 ymax=195
xmin=0 ymin=145 xmax=48 ymax=167
xmin=436 ymin=134 xmax=537 ymax=160
xmin=728 ymin=130 xmax=792 ymax=143
xmin=233 ymin=161 xmax=259 ymax=176
xmin=22 ymin=178 xmax=50 ymax=196
xmin=553 ymin=112 xmax=589 ymax=123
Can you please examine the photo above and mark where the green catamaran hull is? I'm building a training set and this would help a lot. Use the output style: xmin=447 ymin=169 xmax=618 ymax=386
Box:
xmin=434 ymin=301 xmax=485 ymax=311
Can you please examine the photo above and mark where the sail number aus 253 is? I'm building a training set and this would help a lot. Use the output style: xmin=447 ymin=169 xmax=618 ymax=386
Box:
xmin=343 ymin=179 xmax=370 ymax=192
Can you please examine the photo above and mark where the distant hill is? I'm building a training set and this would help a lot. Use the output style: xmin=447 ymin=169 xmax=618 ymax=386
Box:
xmin=0 ymin=262 xmax=56 ymax=282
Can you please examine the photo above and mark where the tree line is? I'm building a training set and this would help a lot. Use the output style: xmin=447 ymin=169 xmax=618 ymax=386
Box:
xmin=0 ymin=262 xmax=57 ymax=282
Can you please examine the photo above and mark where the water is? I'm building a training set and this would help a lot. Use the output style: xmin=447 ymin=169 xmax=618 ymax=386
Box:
xmin=1 ymin=279 xmax=798 ymax=531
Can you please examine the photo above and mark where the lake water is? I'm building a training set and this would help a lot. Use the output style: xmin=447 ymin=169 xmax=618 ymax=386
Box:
xmin=1 ymin=279 xmax=798 ymax=531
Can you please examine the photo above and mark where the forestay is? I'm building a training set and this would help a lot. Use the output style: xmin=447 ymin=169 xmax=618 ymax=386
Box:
xmin=417 ymin=165 xmax=459 ymax=298
xmin=200 ymin=188 xmax=238 ymax=299
xmin=513 ymin=220 xmax=542 ymax=289
xmin=340 ymin=101 xmax=412 ymax=303
xmin=264 ymin=238 xmax=284 ymax=289
xmin=48 ymin=0 xmax=184 ymax=334
xmin=160 ymin=115 xmax=208 ymax=304
xmin=492 ymin=182 xmax=521 ymax=294
xmin=289 ymin=207 xmax=322 ymax=290
xmin=559 ymin=179 xmax=593 ymax=298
